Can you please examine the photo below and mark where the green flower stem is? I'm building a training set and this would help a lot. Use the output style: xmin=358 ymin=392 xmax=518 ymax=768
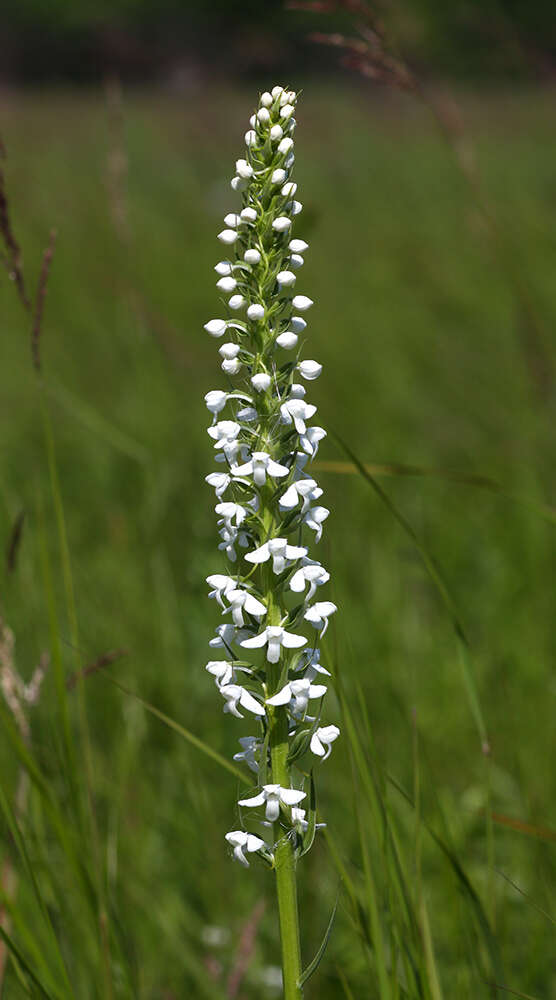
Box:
xmin=269 ymin=701 xmax=303 ymax=999
xmin=263 ymin=533 xmax=303 ymax=998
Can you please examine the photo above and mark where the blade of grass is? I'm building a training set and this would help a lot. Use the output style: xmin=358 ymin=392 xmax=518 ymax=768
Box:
xmin=299 ymin=893 xmax=339 ymax=987
xmin=46 ymin=378 xmax=149 ymax=465
xmin=102 ymin=674 xmax=251 ymax=785
xmin=0 ymin=922 xmax=57 ymax=1000
xmin=313 ymin=460 xmax=556 ymax=526
xmin=0 ymin=785 xmax=73 ymax=999
xmin=39 ymin=391 xmax=114 ymax=999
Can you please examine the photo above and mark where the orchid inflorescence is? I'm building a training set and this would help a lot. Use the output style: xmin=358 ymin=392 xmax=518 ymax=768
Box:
xmin=204 ymin=85 xmax=339 ymax=871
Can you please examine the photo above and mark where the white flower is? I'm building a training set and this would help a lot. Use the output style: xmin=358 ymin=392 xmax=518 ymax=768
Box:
xmin=244 ymin=248 xmax=261 ymax=264
xmin=208 ymin=420 xmax=242 ymax=462
xmin=272 ymin=216 xmax=292 ymax=232
xmin=270 ymin=124 xmax=284 ymax=141
xmin=289 ymin=239 xmax=308 ymax=253
xmin=218 ymin=342 xmax=240 ymax=360
xmin=300 ymin=426 xmax=327 ymax=458
xmin=280 ymin=103 xmax=295 ymax=119
xmin=272 ymin=85 xmax=284 ymax=99
xmin=291 ymin=295 xmax=313 ymax=311
xmin=290 ymin=315 xmax=307 ymax=333
xmin=297 ymin=647 xmax=331 ymax=678
xmin=279 ymin=479 xmax=322 ymax=512
xmin=291 ymin=807 xmax=308 ymax=831
xmin=247 ymin=303 xmax=265 ymax=321
xmin=225 ymin=830 xmax=266 ymax=867
xmin=266 ymin=679 xmax=327 ymax=715
xmin=276 ymin=331 xmax=298 ymax=350
xmin=204 ymin=319 xmax=228 ymax=337
xmin=303 ymin=505 xmax=329 ymax=542
xmin=220 ymin=684 xmax=265 ymax=718
xmin=238 ymin=784 xmax=306 ymax=822
xmin=290 ymin=254 xmax=304 ymax=270
xmin=218 ymin=229 xmax=238 ymax=245
xmin=280 ymin=399 xmax=317 ymax=435
xmin=260 ymin=91 xmax=273 ymax=107
xmin=277 ymin=270 xmax=296 ymax=288
xmin=210 ymin=623 xmax=248 ymax=650
xmin=251 ymin=373 xmax=271 ymax=393
xmin=215 ymin=501 xmax=248 ymax=528
xmin=231 ymin=176 xmax=247 ymax=192
xmin=245 ymin=129 xmax=257 ymax=146
xmin=241 ymin=625 xmax=306 ymax=663
xmin=289 ymin=383 xmax=306 ymax=398
xmin=278 ymin=137 xmax=294 ymax=154
xmin=228 ymin=294 xmax=246 ymax=310
xmin=215 ymin=260 xmax=233 ymax=275
xmin=236 ymin=158 xmax=254 ymax=179
xmin=233 ymin=736 xmax=261 ymax=773
xmin=288 ymin=200 xmax=303 ymax=216
xmin=233 ymin=452 xmax=289 ymax=487
xmin=271 ymin=168 xmax=287 ymax=184
xmin=204 ymin=389 xmax=228 ymax=416
xmin=281 ymin=181 xmax=297 ymax=197
xmin=206 ymin=573 xmax=238 ymax=607
xmin=224 ymin=213 xmax=240 ymax=228
xmin=310 ymin=725 xmax=340 ymax=760
xmin=216 ymin=276 xmax=237 ymax=293
xmin=289 ymin=560 xmax=330 ymax=601
xmin=257 ymin=107 xmax=270 ymax=124
xmin=304 ymin=601 xmax=337 ymax=636
xmin=241 ymin=207 xmax=257 ymax=222
xmin=223 ymin=588 xmax=266 ymax=627
xmin=218 ymin=523 xmax=248 ymax=562
xmin=206 ymin=660 xmax=234 ymax=688
xmin=236 ymin=405 xmax=258 ymax=423
xmin=298 ymin=360 xmax=322 ymax=380
xmin=245 ymin=537 xmax=307 ymax=574
xmin=205 ymin=471 xmax=232 ymax=498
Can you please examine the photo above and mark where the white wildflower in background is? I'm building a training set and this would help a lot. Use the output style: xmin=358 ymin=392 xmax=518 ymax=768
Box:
xmin=202 ymin=88 xmax=339 ymax=897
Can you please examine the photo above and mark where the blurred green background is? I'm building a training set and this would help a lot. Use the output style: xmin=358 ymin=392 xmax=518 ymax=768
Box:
xmin=1 ymin=1 xmax=556 ymax=998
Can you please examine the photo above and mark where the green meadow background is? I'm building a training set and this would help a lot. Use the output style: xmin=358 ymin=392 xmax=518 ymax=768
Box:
xmin=1 ymin=83 xmax=555 ymax=996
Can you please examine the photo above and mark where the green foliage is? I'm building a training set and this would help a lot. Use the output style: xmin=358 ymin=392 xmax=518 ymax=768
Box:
xmin=0 ymin=83 xmax=555 ymax=998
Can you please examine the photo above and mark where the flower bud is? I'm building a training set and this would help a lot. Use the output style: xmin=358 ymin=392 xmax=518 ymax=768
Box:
xmin=298 ymin=360 xmax=322 ymax=380
xmin=228 ymin=294 xmax=245 ymax=310
xmin=272 ymin=216 xmax=291 ymax=232
xmin=216 ymin=276 xmax=237 ymax=293
xmin=292 ymin=295 xmax=313 ymax=311
xmin=251 ymin=373 xmax=271 ymax=392
xmin=277 ymin=270 xmax=296 ymax=288
xmin=276 ymin=331 xmax=298 ymax=350
xmin=218 ymin=229 xmax=238 ymax=245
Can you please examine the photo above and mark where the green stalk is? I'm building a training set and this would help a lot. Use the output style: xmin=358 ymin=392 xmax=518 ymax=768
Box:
xmin=264 ymin=551 xmax=303 ymax=998
xmin=269 ymin=699 xmax=303 ymax=999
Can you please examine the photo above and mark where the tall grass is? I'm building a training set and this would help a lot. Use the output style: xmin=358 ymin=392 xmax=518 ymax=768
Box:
xmin=0 ymin=82 xmax=554 ymax=997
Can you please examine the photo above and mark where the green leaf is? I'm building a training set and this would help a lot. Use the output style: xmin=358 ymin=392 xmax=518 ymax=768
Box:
xmin=287 ymin=727 xmax=312 ymax=764
xmin=299 ymin=771 xmax=316 ymax=857
xmin=298 ymin=891 xmax=339 ymax=987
